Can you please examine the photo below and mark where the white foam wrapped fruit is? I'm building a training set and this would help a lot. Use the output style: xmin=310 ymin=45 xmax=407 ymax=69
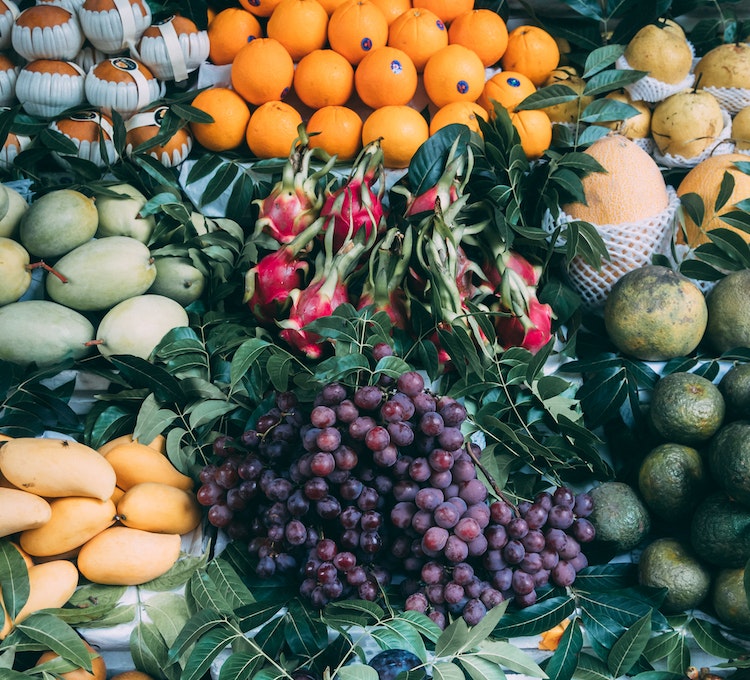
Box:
xmin=48 ymin=109 xmax=118 ymax=168
xmin=84 ymin=56 xmax=164 ymax=118
xmin=136 ymin=14 xmax=209 ymax=82
xmin=11 ymin=4 xmax=84 ymax=61
xmin=0 ymin=0 xmax=19 ymax=51
xmin=15 ymin=59 xmax=86 ymax=119
xmin=78 ymin=0 xmax=152 ymax=54
xmin=0 ymin=54 xmax=17 ymax=107
xmin=124 ymin=105 xmax=193 ymax=167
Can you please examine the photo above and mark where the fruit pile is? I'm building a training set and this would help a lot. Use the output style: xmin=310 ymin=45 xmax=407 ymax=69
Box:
xmin=197 ymin=362 xmax=596 ymax=626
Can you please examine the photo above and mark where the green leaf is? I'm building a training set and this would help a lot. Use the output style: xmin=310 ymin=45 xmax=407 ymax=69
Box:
xmin=583 ymin=45 xmax=626 ymax=77
xmin=630 ymin=673 xmax=684 ymax=680
xmin=679 ymin=193 xmax=705 ymax=229
xmin=16 ymin=613 xmax=91 ymax=669
xmin=324 ymin=599 xmax=385 ymax=623
xmin=459 ymin=654 xmax=509 ymax=680
xmin=396 ymin=611 xmax=442 ymax=643
xmin=187 ymin=399 xmax=237 ymax=430
xmin=108 ymin=355 xmax=184 ymax=403
xmin=181 ymin=625 xmax=238 ymax=680
xmin=370 ymin=618 xmax=427 ymax=661
xmin=204 ymin=559 xmax=256 ymax=612
xmin=460 ymin=600 xmax=509 ymax=652
xmin=688 ymin=618 xmax=749 ymax=658
xmin=218 ymin=651 xmax=266 ymax=680
xmin=435 ymin=615 xmax=470 ymax=657
xmin=201 ymin=162 xmax=240 ymax=207
xmin=545 ymin=617 xmax=583 ymax=680
xmin=407 ymin=126 xmax=470 ymax=194
xmin=70 ymin=604 xmax=137 ymax=629
xmin=130 ymin=620 xmax=170 ymax=680
xmin=583 ymin=69 xmax=649 ymax=97
xmin=0 ymin=540 xmax=29 ymax=619
xmin=132 ymin=393 xmax=177 ymax=447
xmin=477 ymin=639 xmax=548 ymax=677
xmin=432 ymin=661 xmax=465 ymax=680
xmin=579 ymin=99 xmax=641 ymax=124
xmin=494 ymin=596 xmax=576 ymax=638
xmin=715 ymin=171 xmax=736 ymax=212
xmin=335 ymin=666 xmax=380 ymax=680
xmin=236 ymin=599 xmax=287 ymax=634
xmin=607 ymin=610 xmax=651 ymax=677
xmin=665 ymin=633 xmax=690 ymax=675
xmin=186 ymin=567 xmax=236 ymax=615
xmin=515 ymin=84 xmax=580 ymax=111
xmin=642 ymin=631 xmax=679 ymax=663
xmin=573 ymin=652 xmax=612 ymax=680
xmin=285 ymin=599 xmax=328 ymax=657
xmin=230 ymin=338 xmax=272 ymax=389
xmin=167 ymin=609 xmax=230 ymax=663
xmin=141 ymin=552 xmax=208 ymax=592
xmin=144 ymin=593 xmax=190 ymax=648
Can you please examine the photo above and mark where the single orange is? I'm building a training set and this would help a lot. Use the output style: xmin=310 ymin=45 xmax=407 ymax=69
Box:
xmin=294 ymin=49 xmax=355 ymax=109
xmin=448 ymin=9 xmax=508 ymax=67
xmin=328 ymin=0 xmax=389 ymax=65
xmin=412 ymin=0 xmax=473 ymax=24
xmin=501 ymin=24 xmax=560 ymax=86
xmin=429 ymin=100 xmax=487 ymax=135
xmin=238 ymin=0 xmax=283 ymax=17
xmin=362 ymin=104 xmax=429 ymax=168
xmin=231 ymin=37 xmax=294 ymax=105
xmin=206 ymin=7 xmax=262 ymax=66
xmin=388 ymin=7 xmax=448 ymax=72
xmin=266 ymin=0 xmax=329 ymax=61
xmin=422 ymin=43 xmax=486 ymax=108
xmin=355 ymin=45 xmax=418 ymax=108
xmin=307 ymin=105 xmax=363 ymax=160
xmin=245 ymin=100 xmax=303 ymax=158
xmin=190 ymin=87 xmax=251 ymax=151
xmin=510 ymin=109 xmax=552 ymax=159
xmin=477 ymin=70 xmax=536 ymax=116
xmin=370 ymin=0 xmax=411 ymax=24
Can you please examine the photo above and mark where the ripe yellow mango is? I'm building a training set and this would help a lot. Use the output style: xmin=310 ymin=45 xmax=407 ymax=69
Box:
xmin=117 ymin=482 xmax=201 ymax=535
xmin=0 ymin=487 xmax=51 ymax=537
xmin=11 ymin=542 xmax=34 ymax=569
xmin=19 ymin=496 xmax=116 ymax=557
xmin=77 ymin=526 xmax=181 ymax=586
xmin=0 ymin=438 xmax=116 ymax=500
xmin=104 ymin=442 xmax=193 ymax=491
xmin=110 ymin=486 xmax=125 ymax=505
xmin=0 ymin=560 xmax=79 ymax=637
xmin=97 ymin=432 xmax=166 ymax=456
xmin=36 ymin=641 xmax=107 ymax=680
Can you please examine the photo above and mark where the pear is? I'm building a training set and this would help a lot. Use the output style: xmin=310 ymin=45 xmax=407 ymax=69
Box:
xmin=45 ymin=236 xmax=157 ymax=312
xmin=94 ymin=294 xmax=189 ymax=360
xmin=651 ymin=89 xmax=725 ymax=158
xmin=602 ymin=90 xmax=652 ymax=139
xmin=694 ymin=42 xmax=750 ymax=89
xmin=0 ymin=300 xmax=94 ymax=366
xmin=94 ymin=183 xmax=156 ymax=243
xmin=0 ymin=185 xmax=29 ymax=239
xmin=19 ymin=189 xmax=98 ymax=258
xmin=0 ymin=237 xmax=31 ymax=305
xmin=623 ymin=22 xmax=693 ymax=84
xmin=541 ymin=66 xmax=595 ymax=124
xmin=733 ymin=106 xmax=750 ymax=150
xmin=149 ymin=256 xmax=206 ymax=307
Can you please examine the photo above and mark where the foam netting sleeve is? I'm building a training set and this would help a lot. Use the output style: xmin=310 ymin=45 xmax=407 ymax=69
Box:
xmin=651 ymin=108 xmax=734 ymax=169
xmin=544 ymin=185 xmax=680 ymax=313
xmin=704 ymin=86 xmax=750 ymax=115
xmin=616 ymin=53 xmax=695 ymax=103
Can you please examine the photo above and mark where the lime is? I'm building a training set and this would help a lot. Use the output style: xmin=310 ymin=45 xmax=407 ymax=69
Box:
xmin=690 ymin=492 xmax=750 ymax=567
xmin=712 ymin=567 xmax=750 ymax=631
xmin=705 ymin=269 xmax=750 ymax=354
xmin=588 ymin=481 xmax=651 ymax=553
xmin=708 ymin=421 xmax=750 ymax=506
xmin=719 ymin=363 xmax=750 ymax=420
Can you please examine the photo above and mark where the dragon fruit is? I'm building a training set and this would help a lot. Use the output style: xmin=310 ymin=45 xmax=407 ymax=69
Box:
xmin=320 ymin=140 xmax=386 ymax=251
xmin=494 ymin=294 xmax=553 ymax=354
xmin=254 ymin=134 xmax=335 ymax=244
xmin=243 ymin=221 xmax=321 ymax=325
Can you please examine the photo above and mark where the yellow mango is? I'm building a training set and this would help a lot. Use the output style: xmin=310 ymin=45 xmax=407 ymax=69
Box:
xmin=97 ymin=433 xmax=166 ymax=456
xmin=36 ymin=641 xmax=107 ymax=680
xmin=19 ymin=496 xmax=116 ymax=557
xmin=0 ymin=487 xmax=51 ymax=537
xmin=4 ymin=560 xmax=79 ymax=633
xmin=77 ymin=526 xmax=181 ymax=586
xmin=104 ymin=442 xmax=193 ymax=491
xmin=11 ymin=542 xmax=35 ymax=569
xmin=116 ymin=482 xmax=202 ymax=535
xmin=0 ymin=438 xmax=116 ymax=500
xmin=0 ymin=434 xmax=11 ymax=441
xmin=32 ymin=547 xmax=81 ymax=563
xmin=110 ymin=486 xmax=126 ymax=505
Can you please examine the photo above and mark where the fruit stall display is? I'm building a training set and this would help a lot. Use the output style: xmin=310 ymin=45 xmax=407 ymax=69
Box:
xmin=1 ymin=0 xmax=750 ymax=678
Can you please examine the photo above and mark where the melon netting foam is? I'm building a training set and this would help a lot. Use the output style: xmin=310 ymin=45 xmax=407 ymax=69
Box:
xmin=616 ymin=53 xmax=695 ymax=103
xmin=703 ymin=86 xmax=750 ymax=115
xmin=544 ymin=186 xmax=680 ymax=313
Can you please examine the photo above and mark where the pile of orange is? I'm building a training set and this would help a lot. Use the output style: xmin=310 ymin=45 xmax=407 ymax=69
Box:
xmin=193 ymin=0 xmax=561 ymax=166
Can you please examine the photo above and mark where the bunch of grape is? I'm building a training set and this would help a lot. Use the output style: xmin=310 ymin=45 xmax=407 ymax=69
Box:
xmin=195 ymin=363 xmax=596 ymax=625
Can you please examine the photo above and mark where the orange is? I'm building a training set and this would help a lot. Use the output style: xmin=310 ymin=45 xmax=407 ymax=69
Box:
xmin=422 ymin=43 xmax=486 ymax=108
xmin=448 ymin=9 xmax=508 ymax=67
xmin=231 ymin=37 xmax=294 ymax=105
xmin=412 ymin=0 xmax=473 ymax=24
xmin=354 ymin=45 xmax=418 ymax=108
xmin=266 ymin=0 xmax=329 ymax=61
xmin=238 ymin=0 xmax=283 ymax=17
xmin=501 ymin=24 xmax=560 ymax=86
xmin=294 ymin=49 xmax=355 ymax=109
xmin=206 ymin=7 xmax=262 ymax=66
xmin=370 ymin=0 xmax=411 ymax=24
xmin=429 ymin=100 xmax=487 ymax=135
xmin=509 ymin=109 xmax=552 ymax=159
xmin=245 ymin=100 xmax=303 ymax=159
xmin=477 ymin=70 xmax=536 ymax=116
xmin=307 ymin=105 xmax=363 ymax=160
xmin=328 ymin=0 xmax=390 ymax=65
xmin=206 ymin=6 xmax=216 ymax=23
xmin=190 ymin=87 xmax=251 ymax=152
xmin=362 ymin=104 xmax=429 ymax=168
xmin=317 ymin=0 xmax=347 ymax=13
xmin=388 ymin=7 xmax=448 ymax=72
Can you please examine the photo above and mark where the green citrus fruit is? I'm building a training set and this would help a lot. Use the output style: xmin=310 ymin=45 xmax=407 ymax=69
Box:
xmin=648 ymin=372 xmax=725 ymax=445
xmin=712 ymin=567 xmax=750 ymax=631
xmin=603 ymin=265 xmax=708 ymax=361
xmin=638 ymin=443 xmax=707 ymax=523
xmin=719 ymin=363 xmax=750 ymax=420
xmin=638 ymin=537 xmax=711 ymax=613
xmin=708 ymin=421 xmax=750 ymax=506
xmin=690 ymin=492 xmax=750 ymax=567
xmin=588 ymin=481 xmax=651 ymax=553
xmin=705 ymin=269 xmax=750 ymax=354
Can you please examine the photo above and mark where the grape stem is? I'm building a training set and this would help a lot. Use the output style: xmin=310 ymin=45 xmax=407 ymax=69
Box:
xmin=462 ymin=441 xmax=518 ymax=515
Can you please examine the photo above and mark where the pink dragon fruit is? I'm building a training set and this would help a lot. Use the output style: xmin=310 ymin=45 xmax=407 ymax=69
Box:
xmin=243 ymin=221 xmax=321 ymax=325
xmin=320 ymin=140 xmax=386 ymax=251
xmin=482 ymin=249 xmax=543 ymax=292
xmin=254 ymin=137 xmax=335 ymax=244
xmin=494 ymin=294 xmax=553 ymax=354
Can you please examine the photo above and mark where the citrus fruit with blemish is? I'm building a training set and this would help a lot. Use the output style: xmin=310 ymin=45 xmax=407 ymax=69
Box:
xmin=510 ymin=108 xmax=552 ymax=159
xmin=704 ymin=269 xmax=750 ymax=353
xmin=387 ymin=7 xmax=448 ymax=72
xmin=500 ymin=24 xmax=560 ymax=86
xmin=328 ymin=0 xmax=389 ymax=66
xmin=429 ymin=100 xmax=487 ymax=135
xmin=719 ymin=363 xmax=750 ymax=420
xmin=477 ymin=70 xmax=536 ymax=116
xmin=712 ymin=567 xmax=750 ymax=631
xmin=588 ymin=481 xmax=651 ymax=553
xmin=189 ymin=87 xmax=250 ymax=152
xmin=231 ymin=37 xmax=294 ymax=106
xmin=422 ymin=43 xmax=485 ymax=108
xmin=354 ymin=45 xmax=418 ymax=108
xmin=206 ymin=7 xmax=262 ymax=66
xmin=708 ymin=420 xmax=750 ymax=507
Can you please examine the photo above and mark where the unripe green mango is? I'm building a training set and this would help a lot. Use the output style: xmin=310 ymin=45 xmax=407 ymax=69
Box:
xmin=94 ymin=294 xmax=189 ymax=360
xmin=0 ymin=237 xmax=31 ymax=305
xmin=149 ymin=256 xmax=206 ymax=306
xmin=0 ymin=185 xmax=27 ymax=239
xmin=0 ymin=300 xmax=94 ymax=366
xmin=19 ymin=189 xmax=98 ymax=258
xmin=45 ymin=236 xmax=157 ymax=311
xmin=94 ymin=183 xmax=156 ymax=243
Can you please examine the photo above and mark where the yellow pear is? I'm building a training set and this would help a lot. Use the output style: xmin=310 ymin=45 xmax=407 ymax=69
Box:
xmin=623 ymin=22 xmax=693 ymax=84
xmin=541 ymin=66 xmax=594 ymax=124
xmin=602 ymin=90 xmax=652 ymax=139
xmin=651 ymin=89 xmax=725 ymax=157
xmin=695 ymin=42 xmax=750 ymax=89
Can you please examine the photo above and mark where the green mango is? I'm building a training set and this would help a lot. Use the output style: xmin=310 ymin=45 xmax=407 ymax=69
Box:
xmin=94 ymin=183 xmax=156 ymax=243
xmin=0 ymin=237 xmax=31 ymax=305
xmin=46 ymin=236 xmax=157 ymax=312
xmin=149 ymin=256 xmax=206 ymax=306
xmin=19 ymin=189 xmax=98 ymax=258
xmin=0 ymin=185 xmax=26 ymax=239
xmin=0 ymin=300 xmax=94 ymax=366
